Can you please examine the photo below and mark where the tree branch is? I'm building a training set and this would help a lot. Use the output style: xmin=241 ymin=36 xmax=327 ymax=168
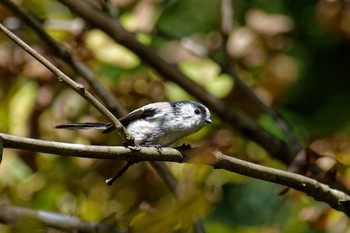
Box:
xmin=0 ymin=23 xmax=134 ymax=146
xmin=56 ymin=0 xmax=295 ymax=163
xmin=0 ymin=204 xmax=126 ymax=233
xmin=1 ymin=132 xmax=350 ymax=216
xmin=0 ymin=136 xmax=3 ymax=164
xmin=0 ymin=0 xmax=128 ymax=117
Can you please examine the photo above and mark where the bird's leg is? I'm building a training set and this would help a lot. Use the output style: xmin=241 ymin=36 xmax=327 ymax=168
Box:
xmin=105 ymin=161 xmax=134 ymax=186
xmin=127 ymin=145 xmax=141 ymax=151
xmin=143 ymin=144 xmax=162 ymax=154
xmin=105 ymin=144 xmax=163 ymax=186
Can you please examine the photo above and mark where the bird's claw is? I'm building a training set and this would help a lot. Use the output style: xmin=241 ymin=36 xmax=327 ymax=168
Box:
xmin=127 ymin=145 xmax=141 ymax=151
xmin=151 ymin=144 xmax=162 ymax=154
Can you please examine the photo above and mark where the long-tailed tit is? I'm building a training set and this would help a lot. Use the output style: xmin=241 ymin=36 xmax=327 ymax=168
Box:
xmin=56 ymin=100 xmax=212 ymax=147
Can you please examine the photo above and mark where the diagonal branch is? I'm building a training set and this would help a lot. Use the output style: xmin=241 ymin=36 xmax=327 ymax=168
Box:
xmin=0 ymin=136 xmax=3 ymax=164
xmin=0 ymin=23 xmax=134 ymax=146
xmin=0 ymin=0 xmax=128 ymax=117
xmin=1 ymin=132 xmax=350 ymax=216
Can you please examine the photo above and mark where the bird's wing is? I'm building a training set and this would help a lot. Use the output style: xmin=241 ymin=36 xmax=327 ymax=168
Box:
xmin=120 ymin=107 xmax=157 ymax=125
xmin=103 ymin=106 xmax=159 ymax=134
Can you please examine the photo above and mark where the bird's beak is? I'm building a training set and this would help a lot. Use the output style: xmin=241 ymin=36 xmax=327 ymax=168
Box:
xmin=205 ymin=117 xmax=213 ymax=124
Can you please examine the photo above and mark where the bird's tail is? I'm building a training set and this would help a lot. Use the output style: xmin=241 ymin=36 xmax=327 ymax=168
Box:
xmin=55 ymin=122 xmax=111 ymax=131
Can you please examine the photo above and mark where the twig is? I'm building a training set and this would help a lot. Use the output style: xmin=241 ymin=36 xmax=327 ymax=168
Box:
xmin=100 ymin=0 xmax=119 ymax=17
xmin=1 ymin=132 xmax=350 ymax=216
xmin=0 ymin=23 xmax=134 ymax=146
xmin=0 ymin=0 xmax=128 ymax=117
xmin=57 ymin=0 xmax=295 ymax=163
xmin=0 ymin=204 xmax=126 ymax=233
xmin=221 ymin=0 xmax=233 ymax=37
xmin=0 ymin=137 xmax=3 ymax=164
xmin=105 ymin=161 xmax=134 ymax=185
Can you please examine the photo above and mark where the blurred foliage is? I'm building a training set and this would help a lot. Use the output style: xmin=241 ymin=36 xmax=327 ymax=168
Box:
xmin=1 ymin=0 xmax=350 ymax=232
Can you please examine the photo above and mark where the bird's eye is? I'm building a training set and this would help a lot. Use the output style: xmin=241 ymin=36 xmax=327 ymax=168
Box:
xmin=194 ymin=108 xmax=201 ymax=114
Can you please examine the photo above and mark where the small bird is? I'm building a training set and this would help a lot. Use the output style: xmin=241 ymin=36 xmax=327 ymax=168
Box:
xmin=56 ymin=101 xmax=212 ymax=147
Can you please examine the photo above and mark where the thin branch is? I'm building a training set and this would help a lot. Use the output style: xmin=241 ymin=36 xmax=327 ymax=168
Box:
xmin=1 ymin=132 xmax=350 ymax=216
xmin=56 ymin=0 xmax=295 ymax=163
xmin=221 ymin=0 xmax=233 ymax=37
xmin=0 ymin=133 xmax=182 ymax=161
xmin=0 ymin=136 xmax=3 ymax=164
xmin=106 ymin=161 xmax=134 ymax=185
xmin=100 ymin=0 xmax=119 ymax=17
xmin=0 ymin=23 xmax=134 ymax=146
xmin=0 ymin=0 xmax=128 ymax=117
xmin=0 ymin=204 xmax=126 ymax=233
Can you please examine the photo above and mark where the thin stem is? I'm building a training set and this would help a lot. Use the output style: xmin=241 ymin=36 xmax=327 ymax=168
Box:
xmin=105 ymin=161 xmax=134 ymax=185
xmin=0 ymin=137 xmax=3 ymax=164
xmin=0 ymin=23 xmax=134 ymax=146
xmin=0 ymin=0 xmax=128 ymax=117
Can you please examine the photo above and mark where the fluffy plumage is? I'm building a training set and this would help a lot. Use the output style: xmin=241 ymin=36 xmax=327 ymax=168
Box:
xmin=56 ymin=101 xmax=212 ymax=146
